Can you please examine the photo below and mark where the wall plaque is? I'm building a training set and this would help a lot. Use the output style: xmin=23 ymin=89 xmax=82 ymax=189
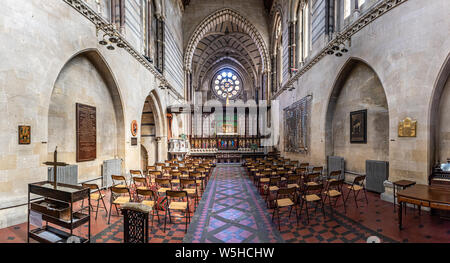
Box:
xmin=131 ymin=137 xmax=138 ymax=146
xmin=76 ymin=103 xmax=96 ymax=162
xmin=398 ymin=117 xmax=417 ymax=137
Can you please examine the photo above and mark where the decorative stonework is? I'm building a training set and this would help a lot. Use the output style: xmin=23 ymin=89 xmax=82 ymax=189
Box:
xmin=62 ymin=0 xmax=184 ymax=99
xmin=184 ymin=8 xmax=271 ymax=74
xmin=273 ymin=0 xmax=408 ymax=99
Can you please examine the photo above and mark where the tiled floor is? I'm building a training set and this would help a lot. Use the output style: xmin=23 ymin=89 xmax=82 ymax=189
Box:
xmin=1 ymin=165 xmax=449 ymax=243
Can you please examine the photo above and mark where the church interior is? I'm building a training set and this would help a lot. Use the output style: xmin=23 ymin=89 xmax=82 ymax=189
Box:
xmin=0 ymin=0 xmax=449 ymax=244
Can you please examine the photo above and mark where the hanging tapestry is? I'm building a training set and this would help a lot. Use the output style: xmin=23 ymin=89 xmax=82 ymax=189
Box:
xmin=283 ymin=96 xmax=311 ymax=153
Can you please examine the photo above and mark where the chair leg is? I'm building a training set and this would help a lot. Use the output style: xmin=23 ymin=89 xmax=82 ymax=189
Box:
xmin=353 ymin=190 xmax=359 ymax=208
xmin=363 ymin=188 xmax=369 ymax=204
xmin=305 ymin=201 xmax=309 ymax=225
xmin=95 ymin=199 xmax=100 ymax=220
xmin=344 ymin=189 xmax=352 ymax=204
xmin=101 ymin=197 xmax=108 ymax=217
xmin=342 ymin=195 xmax=347 ymax=214
xmin=108 ymin=201 xmax=113 ymax=225
xmin=163 ymin=209 xmax=167 ymax=233
xmin=294 ymin=204 xmax=299 ymax=225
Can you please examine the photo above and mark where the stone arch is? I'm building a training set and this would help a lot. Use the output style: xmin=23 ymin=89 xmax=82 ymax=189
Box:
xmin=429 ymin=52 xmax=450 ymax=172
xmin=325 ymin=57 xmax=389 ymax=173
xmin=184 ymin=8 xmax=270 ymax=73
xmin=48 ymin=49 xmax=125 ymax=180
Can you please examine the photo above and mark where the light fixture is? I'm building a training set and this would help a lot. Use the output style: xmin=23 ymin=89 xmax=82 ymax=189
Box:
xmin=107 ymin=44 xmax=115 ymax=50
xmin=340 ymin=44 xmax=348 ymax=53
xmin=109 ymin=34 xmax=119 ymax=43
xmin=335 ymin=52 xmax=342 ymax=57
xmin=117 ymin=41 xmax=126 ymax=48
xmin=332 ymin=44 xmax=340 ymax=51
xmin=326 ymin=49 xmax=334 ymax=55
xmin=99 ymin=34 xmax=108 ymax=45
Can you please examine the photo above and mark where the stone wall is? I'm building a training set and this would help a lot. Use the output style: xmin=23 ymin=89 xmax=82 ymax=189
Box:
xmin=0 ymin=0 xmax=176 ymax=228
xmin=277 ymin=0 xmax=450 ymax=188
xmin=331 ymin=62 xmax=389 ymax=173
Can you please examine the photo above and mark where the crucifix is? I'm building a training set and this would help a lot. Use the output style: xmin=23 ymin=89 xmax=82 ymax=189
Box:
xmin=43 ymin=147 xmax=68 ymax=189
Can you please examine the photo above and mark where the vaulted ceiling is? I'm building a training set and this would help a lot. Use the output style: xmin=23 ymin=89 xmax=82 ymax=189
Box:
xmin=191 ymin=19 xmax=265 ymax=102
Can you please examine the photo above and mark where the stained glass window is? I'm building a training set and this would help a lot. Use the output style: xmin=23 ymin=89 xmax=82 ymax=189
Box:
xmin=211 ymin=70 xmax=243 ymax=100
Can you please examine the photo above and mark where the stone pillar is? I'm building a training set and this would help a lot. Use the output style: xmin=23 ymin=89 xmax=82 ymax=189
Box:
xmin=288 ymin=21 xmax=296 ymax=76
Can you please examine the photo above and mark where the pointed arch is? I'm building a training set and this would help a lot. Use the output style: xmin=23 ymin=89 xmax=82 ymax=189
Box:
xmin=184 ymin=8 xmax=270 ymax=73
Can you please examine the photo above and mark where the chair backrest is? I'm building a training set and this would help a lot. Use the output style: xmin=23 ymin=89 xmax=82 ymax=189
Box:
xmin=277 ymin=187 xmax=296 ymax=196
xmin=130 ymin=170 xmax=142 ymax=176
xmin=269 ymin=176 xmax=281 ymax=186
xmin=305 ymin=172 xmax=321 ymax=181
xmin=312 ymin=166 xmax=323 ymax=173
xmin=304 ymin=183 xmax=324 ymax=192
xmin=296 ymin=167 xmax=307 ymax=176
xmin=150 ymin=171 xmax=162 ymax=178
xmin=353 ymin=175 xmax=366 ymax=185
xmin=155 ymin=178 xmax=171 ymax=186
xmin=180 ymin=179 xmax=196 ymax=187
xmin=300 ymin=163 xmax=309 ymax=168
xmin=136 ymin=189 xmax=156 ymax=199
xmin=111 ymin=186 xmax=130 ymax=195
xmin=327 ymin=179 xmax=345 ymax=190
xmin=147 ymin=165 xmax=156 ymax=171
xmin=133 ymin=177 xmax=147 ymax=185
xmin=156 ymin=162 xmax=166 ymax=167
xmin=171 ymin=172 xmax=182 ymax=179
xmin=329 ymin=170 xmax=341 ymax=177
xmin=82 ymin=183 xmax=99 ymax=191
xmin=166 ymin=190 xmax=188 ymax=198
xmin=287 ymin=175 xmax=300 ymax=184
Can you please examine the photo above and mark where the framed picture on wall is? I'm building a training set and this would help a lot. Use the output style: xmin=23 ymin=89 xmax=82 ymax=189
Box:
xmin=350 ymin=110 xmax=367 ymax=144
xmin=18 ymin=125 xmax=31 ymax=144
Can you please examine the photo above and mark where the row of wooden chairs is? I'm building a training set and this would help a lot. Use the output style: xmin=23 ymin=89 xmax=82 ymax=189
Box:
xmin=244 ymin=157 xmax=368 ymax=229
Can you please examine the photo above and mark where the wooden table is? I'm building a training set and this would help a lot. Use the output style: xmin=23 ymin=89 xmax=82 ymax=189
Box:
xmin=397 ymin=184 xmax=450 ymax=229
xmin=393 ymin=180 xmax=416 ymax=212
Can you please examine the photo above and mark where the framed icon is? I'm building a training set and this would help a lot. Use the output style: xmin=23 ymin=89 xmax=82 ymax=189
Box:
xmin=350 ymin=110 xmax=367 ymax=144
xmin=19 ymin=125 xmax=31 ymax=144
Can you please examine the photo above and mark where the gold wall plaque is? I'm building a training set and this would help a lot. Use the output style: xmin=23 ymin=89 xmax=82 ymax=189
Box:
xmin=398 ymin=117 xmax=417 ymax=137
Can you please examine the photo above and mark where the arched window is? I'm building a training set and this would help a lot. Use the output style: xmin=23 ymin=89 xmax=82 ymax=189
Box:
xmin=344 ymin=0 xmax=351 ymax=18
xmin=296 ymin=1 xmax=310 ymax=64
xmin=211 ymin=70 xmax=243 ymax=101
xmin=272 ymin=13 xmax=283 ymax=93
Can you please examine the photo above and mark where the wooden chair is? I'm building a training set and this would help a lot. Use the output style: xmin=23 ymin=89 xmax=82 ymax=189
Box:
xmin=265 ymin=176 xmax=281 ymax=207
xmin=111 ymin=175 xmax=128 ymax=189
xmin=304 ymin=172 xmax=322 ymax=187
xmin=108 ymin=186 xmax=131 ymax=224
xmin=136 ymin=189 xmax=160 ymax=227
xmin=155 ymin=178 xmax=172 ymax=197
xmin=327 ymin=170 xmax=342 ymax=182
xmin=164 ymin=190 xmax=190 ymax=233
xmin=180 ymin=179 xmax=199 ymax=209
xmin=81 ymin=183 xmax=108 ymax=220
xmin=345 ymin=175 xmax=368 ymax=207
xmin=287 ymin=174 xmax=301 ymax=190
xmin=170 ymin=172 xmax=182 ymax=187
xmin=272 ymin=187 xmax=298 ymax=230
xmin=300 ymin=163 xmax=309 ymax=169
xmin=312 ymin=166 xmax=324 ymax=179
xmin=324 ymin=179 xmax=347 ymax=214
xmin=299 ymin=183 xmax=325 ymax=224
xmin=130 ymin=170 xmax=143 ymax=177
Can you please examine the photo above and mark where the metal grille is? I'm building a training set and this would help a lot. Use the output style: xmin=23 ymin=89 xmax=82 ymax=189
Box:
xmin=48 ymin=165 xmax=78 ymax=185
xmin=102 ymin=159 xmax=122 ymax=188
xmin=366 ymin=160 xmax=389 ymax=193
xmin=327 ymin=156 xmax=345 ymax=179
xmin=122 ymin=209 xmax=149 ymax=243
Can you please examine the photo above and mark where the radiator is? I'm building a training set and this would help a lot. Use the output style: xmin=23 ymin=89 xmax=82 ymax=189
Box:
xmin=48 ymin=165 xmax=78 ymax=186
xmin=327 ymin=156 xmax=345 ymax=180
xmin=102 ymin=159 xmax=122 ymax=188
xmin=366 ymin=160 xmax=389 ymax=193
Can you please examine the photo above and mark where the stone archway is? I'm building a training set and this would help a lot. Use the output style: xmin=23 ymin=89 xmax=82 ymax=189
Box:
xmin=140 ymin=90 xmax=166 ymax=164
xmin=429 ymin=53 xmax=450 ymax=171
xmin=325 ymin=58 xmax=389 ymax=173
xmin=48 ymin=49 xmax=125 ymax=182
